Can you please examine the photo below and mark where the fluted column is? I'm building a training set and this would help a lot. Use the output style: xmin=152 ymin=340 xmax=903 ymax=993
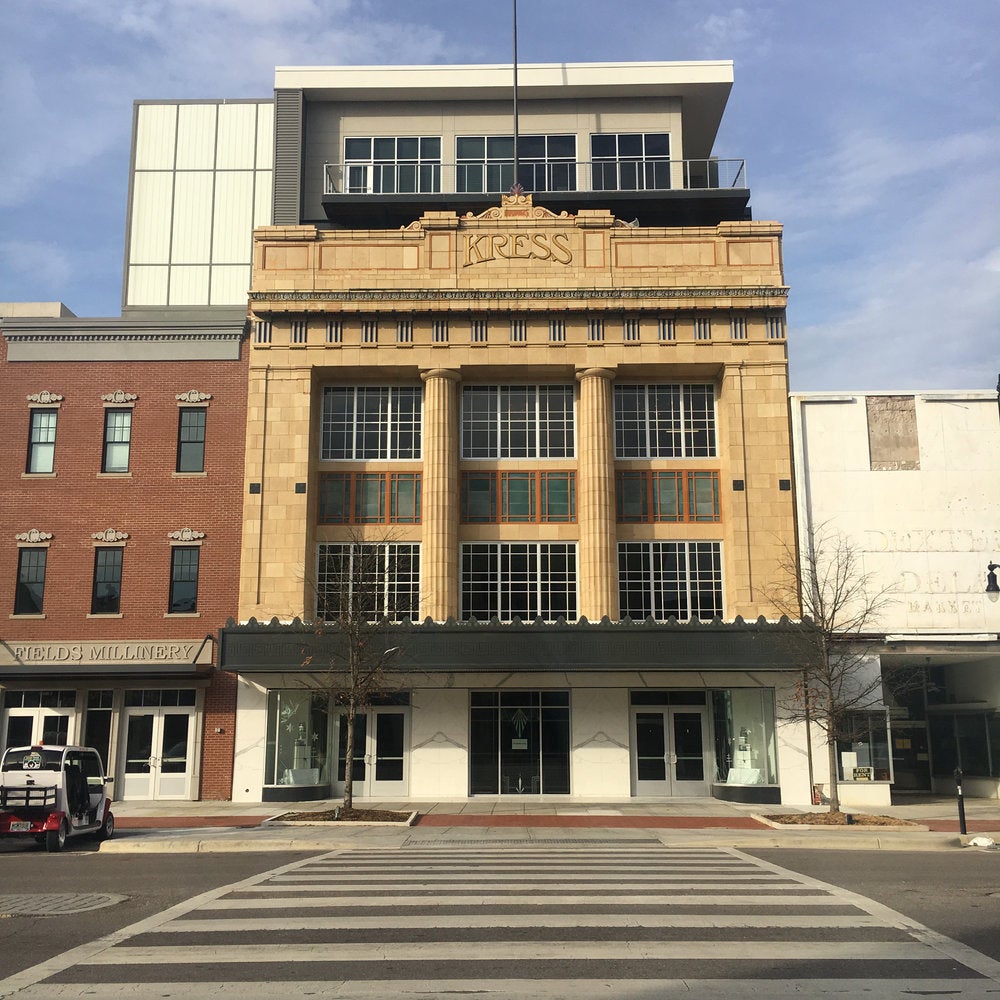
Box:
xmin=420 ymin=368 xmax=461 ymax=621
xmin=575 ymin=367 xmax=617 ymax=620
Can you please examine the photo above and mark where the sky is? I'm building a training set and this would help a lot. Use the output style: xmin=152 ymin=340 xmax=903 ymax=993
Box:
xmin=2 ymin=0 xmax=998 ymax=392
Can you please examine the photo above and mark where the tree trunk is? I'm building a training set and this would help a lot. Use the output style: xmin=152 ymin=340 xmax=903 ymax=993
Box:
xmin=826 ymin=729 xmax=841 ymax=813
xmin=343 ymin=701 xmax=355 ymax=811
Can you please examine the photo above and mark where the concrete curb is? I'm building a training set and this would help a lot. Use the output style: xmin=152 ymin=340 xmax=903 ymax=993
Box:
xmin=264 ymin=810 xmax=419 ymax=827
xmin=751 ymin=813 xmax=931 ymax=833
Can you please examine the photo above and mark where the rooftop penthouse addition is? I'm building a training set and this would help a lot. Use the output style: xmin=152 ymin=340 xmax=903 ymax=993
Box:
xmin=275 ymin=61 xmax=750 ymax=229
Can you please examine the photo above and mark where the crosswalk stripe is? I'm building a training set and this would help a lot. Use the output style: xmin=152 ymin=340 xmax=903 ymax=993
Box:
xmin=83 ymin=940 xmax=937 ymax=965
xmin=159 ymin=913 xmax=898 ymax=931
xmin=236 ymin=879 xmax=798 ymax=892
xmin=200 ymin=891 xmax=847 ymax=909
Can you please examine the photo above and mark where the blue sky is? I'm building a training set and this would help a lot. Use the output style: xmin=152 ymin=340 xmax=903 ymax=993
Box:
xmin=2 ymin=0 xmax=997 ymax=391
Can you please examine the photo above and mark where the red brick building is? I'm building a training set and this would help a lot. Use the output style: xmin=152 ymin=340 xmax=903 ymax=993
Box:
xmin=0 ymin=314 xmax=247 ymax=800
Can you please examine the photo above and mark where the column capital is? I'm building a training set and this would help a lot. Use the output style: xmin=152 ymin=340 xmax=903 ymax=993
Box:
xmin=575 ymin=367 xmax=617 ymax=383
xmin=421 ymin=368 xmax=461 ymax=384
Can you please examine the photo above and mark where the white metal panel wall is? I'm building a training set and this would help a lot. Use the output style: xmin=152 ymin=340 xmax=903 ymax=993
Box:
xmin=126 ymin=266 xmax=169 ymax=305
xmin=217 ymin=103 xmax=257 ymax=169
xmin=253 ymin=171 xmax=273 ymax=227
xmin=210 ymin=265 xmax=250 ymax=305
xmin=256 ymin=103 xmax=274 ymax=170
xmin=129 ymin=172 xmax=173 ymax=263
xmin=213 ymin=172 xmax=254 ymax=262
xmin=171 ymin=172 xmax=214 ymax=263
xmin=168 ymin=264 xmax=210 ymax=305
xmin=175 ymin=104 xmax=218 ymax=169
xmin=134 ymin=104 xmax=177 ymax=170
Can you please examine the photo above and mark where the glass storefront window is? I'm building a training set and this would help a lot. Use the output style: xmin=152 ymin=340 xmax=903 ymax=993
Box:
xmin=711 ymin=688 xmax=777 ymax=785
xmin=836 ymin=712 xmax=891 ymax=781
xmin=930 ymin=713 xmax=1000 ymax=778
xmin=265 ymin=691 xmax=331 ymax=787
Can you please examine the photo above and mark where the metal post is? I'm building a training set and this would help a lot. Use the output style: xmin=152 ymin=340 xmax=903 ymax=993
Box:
xmin=512 ymin=0 xmax=519 ymax=190
xmin=954 ymin=767 xmax=967 ymax=835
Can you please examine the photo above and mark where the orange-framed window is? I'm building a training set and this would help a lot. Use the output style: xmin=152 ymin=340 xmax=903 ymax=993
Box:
xmin=318 ymin=472 xmax=421 ymax=524
xmin=461 ymin=471 xmax=576 ymax=523
xmin=616 ymin=470 xmax=720 ymax=523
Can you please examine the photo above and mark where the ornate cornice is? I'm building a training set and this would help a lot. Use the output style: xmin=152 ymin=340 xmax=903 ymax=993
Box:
xmin=100 ymin=391 xmax=138 ymax=404
xmin=175 ymin=391 xmax=212 ymax=403
xmin=167 ymin=528 xmax=205 ymax=541
xmin=15 ymin=529 xmax=52 ymax=543
xmin=4 ymin=332 xmax=244 ymax=343
xmin=249 ymin=286 xmax=789 ymax=304
xmin=26 ymin=391 xmax=63 ymax=404
xmin=92 ymin=529 xmax=129 ymax=542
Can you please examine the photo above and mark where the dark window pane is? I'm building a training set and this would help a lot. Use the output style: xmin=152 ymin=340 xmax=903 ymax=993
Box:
xmin=344 ymin=137 xmax=371 ymax=159
xmin=169 ymin=546 xmax=199 ymax=613
xmin=177 ymin=408 xmax=206 ymax=473
xmin=91 ymin=548 xmax=123 ymax=614
xmin=27 ymin=409 xmax=57 ymax=473
xmin=102 ymin=409 xmax=131 ymax=473
xmin=14 ymin=548 xmax=46 ymax=615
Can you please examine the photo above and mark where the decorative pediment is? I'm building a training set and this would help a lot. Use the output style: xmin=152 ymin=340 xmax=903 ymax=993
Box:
xmin=175 ymin=390 xmax=212 ymax=403
xmin=100 ymin=391 xmax=137 ymax=404
xmin=15 ymin=529 xmax=52 ymax=543
xmin=465 ymin=191 xmax=569 ymax=223
xmin=26 ymin=391 xmax=63 ymax=404
xmin=168 ymin=528 xmax=205 ymax=541
xmin=92 ymin=528 xmax=129 ymax=542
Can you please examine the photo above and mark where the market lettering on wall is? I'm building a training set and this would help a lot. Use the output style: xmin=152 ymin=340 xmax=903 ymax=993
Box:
xmin=463 ymin=232 xmax=573 ymax=267
xmin=3 ymin=642 xmax=199 ymax=665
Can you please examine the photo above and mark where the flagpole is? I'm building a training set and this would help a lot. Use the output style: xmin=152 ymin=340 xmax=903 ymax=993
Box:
xmin=512 ymin=0 xmax=519 ymax=191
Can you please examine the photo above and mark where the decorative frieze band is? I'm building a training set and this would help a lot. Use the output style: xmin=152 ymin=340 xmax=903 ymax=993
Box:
xmin=100 ymin=391 xmax=138 ymax=404
xmin=92 ymin=528 xmax=129 ymax=542
xmin=167 ymin=528 xmax=205 ymax=541
xmin=249 ymin=286 xmax=789 ymax=303
xmin=175 ymin=391 xmax=212 ymax=403
xmin=15 ymin=529 xmax=53 ymax=543
xmin=26 ymin=391 xmax=63 ymax=404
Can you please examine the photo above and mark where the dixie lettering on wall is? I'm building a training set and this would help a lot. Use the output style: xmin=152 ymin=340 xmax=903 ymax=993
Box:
xmin=463 ymin=231 xmax=573 ymax=267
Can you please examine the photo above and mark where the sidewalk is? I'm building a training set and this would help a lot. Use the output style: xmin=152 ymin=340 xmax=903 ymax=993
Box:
xmin=94 ymin=794 xmax=1000 ymax=854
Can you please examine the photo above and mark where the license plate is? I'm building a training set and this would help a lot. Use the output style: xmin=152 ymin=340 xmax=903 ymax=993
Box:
xmin=9 ymin=821 xmax=32 ymax=832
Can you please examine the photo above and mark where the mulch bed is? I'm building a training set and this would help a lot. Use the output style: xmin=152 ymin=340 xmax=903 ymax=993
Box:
xmin=762 ymin=811 xmax=919 ymax=827
xmin=281 ymin=807 xmax=411 ymax=823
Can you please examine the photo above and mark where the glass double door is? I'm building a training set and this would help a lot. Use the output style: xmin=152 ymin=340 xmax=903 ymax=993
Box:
xmin=631 ymin=707 xmax=709 ymax=796
xmin=337 ymin=709 xmax=408 ymax=797
xmin=121 ymin=708 xmax=195 ymax=799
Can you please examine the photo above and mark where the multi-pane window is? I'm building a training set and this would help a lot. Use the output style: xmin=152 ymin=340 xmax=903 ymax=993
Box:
xmin=548 ymin=318 xmax=565 ymax=343
xmin=509 ymin=319 xmax=527 ymax=343
xmin=326 ymin=319 xmax=343 ymax=344
xmin=102 ymin=409 xmax=132 ymax=473
xmin=618 ymin=541 xmax=723 ymax=621
xmin=14 ymin=549 xmax=47 ymax=615
xmin=176 ymin=408 xmax=206 ymax=473
xmin=290 ymin=320 xmax=308 ymax=344
xmin=26 ymin=409 xmax=57 ymax=473
xmin=318 ymin=472 xmax=421 ymax=524
xmin=461 ymin=472 xmax=576 ymax=523
xmin=457 ymin=135 xmax=576 ymax=193
xmin=471 ymin=319 xmax=488 ymax=344
xmin=658 ymin=317 xmax=676 ymax=343
xmin=168 ymin=546 xmax=200 ymax=613
xmin=461 ymin=385 xmax=574 ymax=459
xmin=91 ymin=548 xmax=123 ymax=614
xmin=396 ymin=320 xmax=413 ymax=344
xmin=317 ymin=543 xmax=420 ymax=623
xmin=253 ymin=320 xmax=271 ymax=344
xmin=730 ymin=316 xmax=748 ymax=340
xmin=591 ymin=133 xmax=671 ymax=191
xmin=320 ymin=387 xmax=422 ymax=460
xmin=766 ymin=314 xmax=786 ymax=340
xmin=344 ymin=137 xmax=441 ymax=194
xmin=614 ymin=384 xmax=716 ymax=458
xmin=587 ymin=317 xmax=604 ymax=343
xmin=461 ymin=543 xmax=577 ymax=622
xmin=694 ymin=317 xmax=712 ymax=341
xmin=616 ymin=470 xmax=720 ymax=522
xmin=623 ymin=318 xmax=641 ymax=342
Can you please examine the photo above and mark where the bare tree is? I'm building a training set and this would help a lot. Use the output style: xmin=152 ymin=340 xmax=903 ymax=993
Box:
xmin=303 ymin=534 xmax=412 ymax=810
xmin=770 ymin=524 xmax=897 ymax=812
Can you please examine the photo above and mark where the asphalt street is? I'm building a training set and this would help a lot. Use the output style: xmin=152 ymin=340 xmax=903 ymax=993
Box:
xmin=1 ymin=843 xmax=999 ymax=998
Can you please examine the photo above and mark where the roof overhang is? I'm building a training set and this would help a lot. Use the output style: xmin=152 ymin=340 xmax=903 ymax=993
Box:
xmin=276 ymin=60 xmax=734 ymax=159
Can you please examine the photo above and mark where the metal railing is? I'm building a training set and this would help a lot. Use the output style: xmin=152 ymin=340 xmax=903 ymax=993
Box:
xmin=323 ymin=158 xmax=747 ymax=197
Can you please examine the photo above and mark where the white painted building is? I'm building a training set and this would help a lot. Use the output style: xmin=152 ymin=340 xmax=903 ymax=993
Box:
xmin=791 ymin=390 xmax=1000 ymax=801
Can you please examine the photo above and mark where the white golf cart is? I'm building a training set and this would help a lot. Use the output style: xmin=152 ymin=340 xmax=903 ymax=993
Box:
xmin=0 ymin=744 xmax=114 ymax=851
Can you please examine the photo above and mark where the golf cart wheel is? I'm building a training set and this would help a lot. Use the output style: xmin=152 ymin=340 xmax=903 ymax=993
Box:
xmin=96 ymin=811 xmax=115 ymax=842
xmin=45 ymin=820 xmax=68 ymax=853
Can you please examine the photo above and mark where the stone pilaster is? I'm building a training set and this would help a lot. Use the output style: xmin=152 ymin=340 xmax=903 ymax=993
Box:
xmin=420 ymin=368 xmax=461 ymax=621
xmin=575 ymin=367 xmax=617 ymax=620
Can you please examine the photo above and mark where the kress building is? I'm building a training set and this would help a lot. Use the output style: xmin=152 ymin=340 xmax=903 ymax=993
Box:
xmin=221 ymin=61 xmax=811 ymax=805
